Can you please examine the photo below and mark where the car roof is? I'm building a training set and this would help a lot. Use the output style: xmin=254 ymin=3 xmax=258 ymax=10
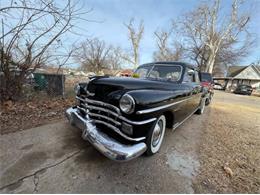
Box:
xmin=139 ymin=61 xmax=198 ymax=70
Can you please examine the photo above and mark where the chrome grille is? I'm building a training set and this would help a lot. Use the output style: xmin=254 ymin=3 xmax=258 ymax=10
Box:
xmin=77 ymin=96 xmax=121 ymax=126
xmin=76 ymin=96 xmax=156 ymax=142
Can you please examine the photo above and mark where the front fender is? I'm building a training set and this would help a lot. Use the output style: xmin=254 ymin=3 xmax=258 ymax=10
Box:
xmin=127 ymin=89 xmax=188 ymax=107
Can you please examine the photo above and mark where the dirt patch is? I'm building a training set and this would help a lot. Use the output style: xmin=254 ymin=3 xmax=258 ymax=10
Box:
xmin=0 ymin=97 xmax=74 ymax=135
xmin=167 ymin=150 xmax=200 ymax=179
xmin=193 ymin=93 xmax=260 ymax=193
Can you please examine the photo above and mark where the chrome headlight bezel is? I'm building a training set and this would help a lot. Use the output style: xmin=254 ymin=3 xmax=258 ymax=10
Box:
xmin=119 ymin=94 xmax=135 ymax=114
xmin=74 ymin=84 xmax=81 ymax=95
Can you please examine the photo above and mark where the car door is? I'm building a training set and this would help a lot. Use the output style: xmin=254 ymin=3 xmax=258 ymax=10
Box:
xmin=192 ymin=70 xmax=202 ymax=110
xmin=180 ymin=67 xmax=195 ymax=120
xmin=183 ymin=68 xmax=201 ymax=117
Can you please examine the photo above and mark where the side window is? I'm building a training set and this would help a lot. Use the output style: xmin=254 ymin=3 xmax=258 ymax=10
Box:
xmin=149 ymin=69 xmax=159 ymax=78
xmin=134 ymin=66 xmax=151 ymax=78
xmin=183 ymin=68 xmax=194 ymax=83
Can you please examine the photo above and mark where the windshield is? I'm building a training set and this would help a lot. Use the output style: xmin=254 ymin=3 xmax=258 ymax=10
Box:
xmin=134 ymin=65 xmax=182 ymax=82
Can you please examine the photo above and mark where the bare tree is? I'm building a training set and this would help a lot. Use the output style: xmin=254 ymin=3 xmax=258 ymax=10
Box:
xmin=74 ymin=38 xmax=112 ymax=73
xmin=123 ymin=18 xmax=144 ymax=68
xmin=0 ymin=0 xmax=87 ymax=101
xmin=173 ymin=0 xmax=254 ymax=73
xmin=153 ymin=29 xmax=172 ymax=61
xmin=106 ymin=46 xmax=124 ymax=70
xmin=153 ymin=28 xmax=184 ymax=61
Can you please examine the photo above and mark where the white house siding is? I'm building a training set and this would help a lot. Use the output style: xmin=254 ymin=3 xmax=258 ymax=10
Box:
xmin=234 ymin=66 xmax=260 ymax=80
xmin=223 ymin=65 xmax=260 ymax=90
xmin=251 ymin=81 xmax=260 ymax=89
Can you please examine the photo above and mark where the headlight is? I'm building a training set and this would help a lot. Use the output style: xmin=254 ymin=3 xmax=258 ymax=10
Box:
xmin=119 ymin=94 xmax=135 ymax=114
xmin=74 ymin=84 xmax=81 ymax=95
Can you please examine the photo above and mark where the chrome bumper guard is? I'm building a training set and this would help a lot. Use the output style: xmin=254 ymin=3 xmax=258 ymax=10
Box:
xmin=66 ymin=107 xmax=147 ymax=161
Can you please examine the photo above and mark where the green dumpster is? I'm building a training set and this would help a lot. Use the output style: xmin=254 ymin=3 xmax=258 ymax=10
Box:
xmin=34 ymin=73 xmax=47 ymax=90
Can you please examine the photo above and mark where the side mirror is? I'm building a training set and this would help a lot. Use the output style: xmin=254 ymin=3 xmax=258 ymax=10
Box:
xmin=187 ymin=69 xmax=195 ymax=76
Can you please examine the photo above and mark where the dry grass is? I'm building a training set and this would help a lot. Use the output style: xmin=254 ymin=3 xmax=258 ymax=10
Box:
xmin=0 ymin=96 xmax=74 ymax=135
xmin=194 ymin=101 xmax=260 ymax=193
xmin=0 ymin=75 xmax=87 ymax=134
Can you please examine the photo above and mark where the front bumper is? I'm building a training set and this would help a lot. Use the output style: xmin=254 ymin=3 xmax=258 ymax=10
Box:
xmin=65 ymin=107 xmax=147 ymax=161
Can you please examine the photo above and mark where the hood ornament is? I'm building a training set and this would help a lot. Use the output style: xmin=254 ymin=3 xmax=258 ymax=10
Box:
xmin=86 ymin=90 xmax=95 ymax=97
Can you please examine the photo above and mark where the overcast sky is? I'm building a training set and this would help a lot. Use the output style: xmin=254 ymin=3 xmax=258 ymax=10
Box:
xmin=2 ymin=0 xmax=259 ymax=68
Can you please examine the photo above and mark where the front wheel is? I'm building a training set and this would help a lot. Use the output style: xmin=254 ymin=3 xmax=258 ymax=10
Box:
xmin=196 ymin=98 xmax=206 ymax=115
xmin=145 ymin=115 xmax=166 ymax=156
xmin=205 ymin=94 xmax=212 ymax=106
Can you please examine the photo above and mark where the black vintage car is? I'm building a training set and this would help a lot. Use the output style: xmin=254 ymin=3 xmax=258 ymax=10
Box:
xmin=66 ymin=62 xmax=207 ymax=161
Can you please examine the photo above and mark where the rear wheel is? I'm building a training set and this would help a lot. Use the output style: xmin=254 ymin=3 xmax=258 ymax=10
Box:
xmin=145 ymin=115 xmax=166 ymax=156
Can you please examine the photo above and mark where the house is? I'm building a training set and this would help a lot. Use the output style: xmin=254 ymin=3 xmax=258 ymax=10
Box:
xmin=118 ymin=69 xmax=133 ymax=77
xmin=213 ymin=64 xmax=260 ymax=91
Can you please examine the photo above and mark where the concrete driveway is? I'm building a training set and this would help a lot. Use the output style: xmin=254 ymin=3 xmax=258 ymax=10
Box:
xmin=0 ymin=99 xmax=209 ymax=193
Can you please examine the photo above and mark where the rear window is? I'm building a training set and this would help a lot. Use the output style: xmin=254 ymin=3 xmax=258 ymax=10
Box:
xmin=200 ymin=73 xmax=212 ymax=82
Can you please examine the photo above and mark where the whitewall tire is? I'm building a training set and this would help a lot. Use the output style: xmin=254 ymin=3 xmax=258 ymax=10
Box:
xmin=145 ymin=115 xmax=166 ymax=156
xmin=196 ymin=98 xmax=206 ymax=115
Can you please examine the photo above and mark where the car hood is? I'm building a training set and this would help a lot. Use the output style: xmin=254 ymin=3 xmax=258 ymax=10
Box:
xmin=90 ymin=77 xmax=180 ymax=90
xmin=86 ymin=77 xmax=188 ymax=104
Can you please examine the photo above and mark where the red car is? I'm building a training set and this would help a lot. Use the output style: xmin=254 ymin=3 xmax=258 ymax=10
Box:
xmin=200 ymin=72 xmax=214 ymax=105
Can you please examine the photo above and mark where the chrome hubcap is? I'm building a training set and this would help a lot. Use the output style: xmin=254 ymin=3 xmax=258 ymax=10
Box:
xmin=152 ymin=120 xmax=163 ymax=147
xmin=201 ymin=99 xmax=205 ymax=112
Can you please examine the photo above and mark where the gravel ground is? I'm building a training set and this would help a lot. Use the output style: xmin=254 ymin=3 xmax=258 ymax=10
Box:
xmin=193 ymin=91 xmax=260 ymax=193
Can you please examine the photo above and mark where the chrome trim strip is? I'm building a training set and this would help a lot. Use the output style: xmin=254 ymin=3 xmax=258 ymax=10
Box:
xmin=136 ymin=96 xmax=193 ymax=115
xmin=65 ymin=107 xmax=147 ymax=161
xmin=92 ymin=119 xmax=145 ymax=142
xmin=83 ymin=104 xmax=119 ymax=117
xmin=77 ymin=106 xmax=145 ymax=142
xmin=121 ymin=117 xmax=157 ymax=125
xmin=85 ymin=104 xmax=157 ymax=125
xmin=86 ymin=90 xmax=95 ymax=97
xmin=77 ymin=106 xmax=121 ymax=126
xmin=79 ymin=107 xmax=145 ymax=141
xmin=89 ymin=113 xmax=121 ymax=126
xmin=77 ymin=96 xmax=121 ymax=114
xmin=77 ymin=97 xmax=157 ymax=125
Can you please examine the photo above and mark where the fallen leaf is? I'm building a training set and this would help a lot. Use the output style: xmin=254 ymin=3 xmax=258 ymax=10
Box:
xmin=45 ymin=111 xmax=57 ymax=117
xmin=223 ymin=166 xmax=233 ymax=177
xmin=3 ymin=100 xmax=13 ymax=110
xmin=27 ymin=103 xmax=36 ymax=109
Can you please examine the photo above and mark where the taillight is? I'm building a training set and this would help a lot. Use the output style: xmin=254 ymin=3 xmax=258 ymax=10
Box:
xmin=201 ymin=82 xmax=210 ymax=87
